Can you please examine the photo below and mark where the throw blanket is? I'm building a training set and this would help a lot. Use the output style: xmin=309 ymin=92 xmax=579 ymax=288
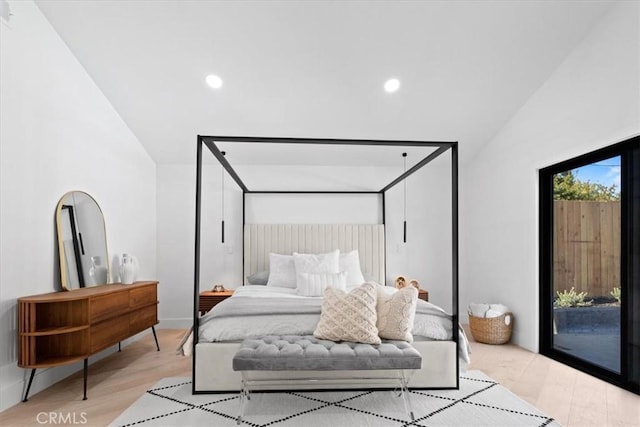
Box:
xmin=181 ymin=296 xmax=471 ymax=363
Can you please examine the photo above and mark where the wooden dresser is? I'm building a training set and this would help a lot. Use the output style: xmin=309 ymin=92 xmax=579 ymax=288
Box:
xmin=18 ymin=281 xmax=159 ymax=401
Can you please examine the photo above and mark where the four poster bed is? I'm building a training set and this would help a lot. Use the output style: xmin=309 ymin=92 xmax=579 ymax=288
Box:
xmin=190 ymin=136 xmax=465 ymax=393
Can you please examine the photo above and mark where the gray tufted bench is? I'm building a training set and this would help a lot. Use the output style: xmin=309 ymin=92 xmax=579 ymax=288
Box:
xmin=232 ymin=335 xmax=422 ymax=424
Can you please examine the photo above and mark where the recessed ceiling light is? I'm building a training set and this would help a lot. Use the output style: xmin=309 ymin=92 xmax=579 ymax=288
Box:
xmin=384 ymin=78 xmax=400 ymax=93
xmin=206 ymin=74 xmax=223 ymax=89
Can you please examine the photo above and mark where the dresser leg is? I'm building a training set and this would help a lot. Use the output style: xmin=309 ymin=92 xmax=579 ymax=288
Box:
xmin=83 ymin=359 xmax=88 ymax=400
xmin=118 ymin=342 xmax=121 ymax=352
xmin=151 ymin=326 xmax=160 ymax=351
xmin=22 ymin=369 xmax=36 ymax=402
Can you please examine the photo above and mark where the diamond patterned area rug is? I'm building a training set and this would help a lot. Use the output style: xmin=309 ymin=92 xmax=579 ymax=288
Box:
xmin=110 ymin=371 xmax=558 ymax=426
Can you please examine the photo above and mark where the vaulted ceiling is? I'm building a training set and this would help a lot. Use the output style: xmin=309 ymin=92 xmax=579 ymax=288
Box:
xmin=35 ymin=0 xmax=614 ymax=165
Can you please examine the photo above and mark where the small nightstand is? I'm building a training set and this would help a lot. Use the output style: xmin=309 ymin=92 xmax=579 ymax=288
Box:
xmin=199 ymin=290 xmax=234 ymax=315
xmin=418 ymin=289 xmax=429 ymax=302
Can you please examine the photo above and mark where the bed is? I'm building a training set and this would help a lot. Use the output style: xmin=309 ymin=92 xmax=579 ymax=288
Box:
xmin=190 ymin=224 xmax=467 ymax=392
xmin=191 ymin=136 xmax=461 ymax=393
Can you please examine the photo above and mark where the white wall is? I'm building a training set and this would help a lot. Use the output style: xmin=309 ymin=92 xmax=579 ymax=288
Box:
xmin=156 ymin=160 xmax=454 ymax=327
xmin=245 ymin=195 xmax=381 ymax=224
xmin=460 ymin=2 xmax=640 ymax=351
xmin=0 ymin=1 xmax=156 ymax=412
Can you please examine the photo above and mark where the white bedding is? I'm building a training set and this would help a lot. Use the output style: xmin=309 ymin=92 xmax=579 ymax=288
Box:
xmin=233 ymin=285 xmax=313 ymax=298
xmin=188 ymin=285 xmax=470 ymax=363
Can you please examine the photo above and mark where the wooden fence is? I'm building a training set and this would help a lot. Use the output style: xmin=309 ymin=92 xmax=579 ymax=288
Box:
xmin=553 ymin=200 xmax=621 ymax=297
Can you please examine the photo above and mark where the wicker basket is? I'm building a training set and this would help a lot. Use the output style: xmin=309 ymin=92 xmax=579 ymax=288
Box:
xmin=468 ymin=312 xmax=513 ymax=345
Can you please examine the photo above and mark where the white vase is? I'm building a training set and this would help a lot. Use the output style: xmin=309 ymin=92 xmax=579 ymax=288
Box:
xmin=120 ymin=254 xmax=138 ymax=285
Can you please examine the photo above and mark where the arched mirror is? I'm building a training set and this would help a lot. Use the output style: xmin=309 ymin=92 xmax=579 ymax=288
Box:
xmin=56 ymin=191 xmax=109 ymax=290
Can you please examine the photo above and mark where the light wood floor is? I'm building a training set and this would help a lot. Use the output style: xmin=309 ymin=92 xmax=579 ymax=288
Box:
xmin=1 ymin=328 xmax=638 ymax=426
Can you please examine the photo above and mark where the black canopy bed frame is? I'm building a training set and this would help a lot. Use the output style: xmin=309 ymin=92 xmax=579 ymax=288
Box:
xmin=193 ymin=135 xmax=459 ymax=393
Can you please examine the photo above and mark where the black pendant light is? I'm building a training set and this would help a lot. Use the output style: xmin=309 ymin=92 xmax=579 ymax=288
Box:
xmin=221 ymin=151 xmax=225 ymax=244
xmin=403 ymin=152 xmax=407 ymax=243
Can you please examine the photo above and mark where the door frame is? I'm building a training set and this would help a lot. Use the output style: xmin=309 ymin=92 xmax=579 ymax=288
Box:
xmin=539 ymin=135 xmax=639 ymax=395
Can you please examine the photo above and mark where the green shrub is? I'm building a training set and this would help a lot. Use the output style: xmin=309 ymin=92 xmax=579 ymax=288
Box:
xmin=610 ymin=287 xmax=621 ymax=304
xmin=554 ymin=287 xmax=592 ymax=308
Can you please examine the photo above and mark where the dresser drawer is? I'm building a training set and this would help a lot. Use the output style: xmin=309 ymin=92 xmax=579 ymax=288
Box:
xmin=129 ymin=304 xmax=157 ymax=334
xmin=90 ymin=291 xmax=129 ymax=323
xmin=91 ymin=316 xmax=129 ymax=353
xmin=129 ymin=284 xmax=157 ymax=309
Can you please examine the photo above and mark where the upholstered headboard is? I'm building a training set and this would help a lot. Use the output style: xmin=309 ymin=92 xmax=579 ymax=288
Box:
xmin=244 ymin=224 xmax=385 ymax=285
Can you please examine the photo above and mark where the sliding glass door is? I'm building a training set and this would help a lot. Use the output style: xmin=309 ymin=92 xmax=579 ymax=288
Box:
xmin=540 ymin=136 xmax=639 ymax=394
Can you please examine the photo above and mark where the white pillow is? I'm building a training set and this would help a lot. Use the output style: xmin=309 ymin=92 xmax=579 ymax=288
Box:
xmin=266 ymin=253 xmax=296 ymax=288
xmin=339 ymin=250 xmax=366 ymax=289
xmin=297 ymin=271 xmax=347 ymax=297
xmin=376 ymin=286 xmax=418 ymax=342
xmin=293 ymin=250 xmax=339 ymax=286
xmin=313 ymin=283 xmax=381 ymax=344
xmin=246 ymin=270 xmax=269 ymax=285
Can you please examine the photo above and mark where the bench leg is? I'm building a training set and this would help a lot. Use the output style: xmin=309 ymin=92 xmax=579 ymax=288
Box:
xmin=399 ymin=370 xmax=415 ymax=421
xmin=237 ymin=377 xmax=249 ymax=425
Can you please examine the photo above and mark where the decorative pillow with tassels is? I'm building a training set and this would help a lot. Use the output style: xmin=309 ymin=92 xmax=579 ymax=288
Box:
xmin=314 ymin=282 xmax=381 ymax=344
